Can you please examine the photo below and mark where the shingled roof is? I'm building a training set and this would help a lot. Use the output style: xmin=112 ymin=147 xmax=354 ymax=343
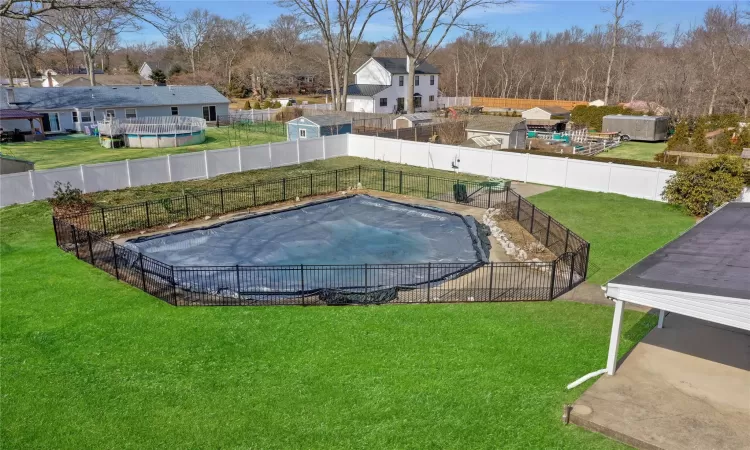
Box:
xmin=369 ymin=57 xmax=440 ymax=75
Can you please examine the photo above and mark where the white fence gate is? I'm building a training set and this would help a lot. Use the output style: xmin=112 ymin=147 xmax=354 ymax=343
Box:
xmin=0 ymin=133 xmax=674 ymax=207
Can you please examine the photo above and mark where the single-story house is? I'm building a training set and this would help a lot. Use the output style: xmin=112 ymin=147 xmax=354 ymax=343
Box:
xmin=42 ymin=73 xmax=150 ymax=88
xmin=0 ymin=86 xmax=230 ymax=134
xmin=340 ymin=57 xmax=440 ymax=113
xmin=286 ymin=115 xmax=352 ymax=141
xmin=464 ymin=116 xmax=527 ymax=150
xmin=393 ymin=113 xmax=433 ymax=129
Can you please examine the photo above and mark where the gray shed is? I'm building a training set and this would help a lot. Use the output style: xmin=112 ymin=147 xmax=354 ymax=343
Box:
xmin=465 ymin=116 xmax=527 ymax=150
xmin=602 ymin=115 xmax=670 ymax=142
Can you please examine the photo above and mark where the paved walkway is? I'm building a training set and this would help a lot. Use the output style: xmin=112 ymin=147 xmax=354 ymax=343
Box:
xmin=571 ymin=314 xmax=750 ymax=449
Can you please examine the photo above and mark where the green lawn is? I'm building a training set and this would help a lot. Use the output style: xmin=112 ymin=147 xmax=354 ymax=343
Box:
xmin=528 ymin=188 xmax=695 ymax=285
xmin=0 ymin=125 xmax=286 ymax=170
xmin=596 ymin=141 xmax=666 ymax=162
xmin=1 ymin=200 xmax=656 ymax=449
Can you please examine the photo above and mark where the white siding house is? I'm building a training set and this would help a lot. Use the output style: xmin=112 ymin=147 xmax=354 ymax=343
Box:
xmin=342 ymin=57 xmax=440 ymax=113
xmin=1 ymin=86 xmax=229 ymax=134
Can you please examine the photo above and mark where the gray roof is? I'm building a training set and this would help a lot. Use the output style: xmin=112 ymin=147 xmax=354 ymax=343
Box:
xmin=1 ymin=86 xmax=229 ymax=110
xmin=345 ymin=84 xmax=389 ymax=96
xmin=289 ymin=114 xmax=352 ymax=127
xmin=610 ymin=202 xmax=750 ymax=301
xmin=395 ymin=113 xmax=433 ymax=122
xmin=602 ymin=114 xmax=669 ymax=121
xmin=372 ymin=57 xmax=440 ymax=74
xmin=466 ymin=116 xmax=526 ymax=133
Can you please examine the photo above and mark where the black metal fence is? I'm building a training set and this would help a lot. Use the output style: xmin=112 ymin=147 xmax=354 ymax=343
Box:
xmin=53 ymin=166 xmax=589 ymax=306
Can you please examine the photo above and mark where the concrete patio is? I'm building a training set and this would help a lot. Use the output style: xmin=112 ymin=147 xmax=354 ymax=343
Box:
xmin=571 ymin=313 xmax=750 ymax=449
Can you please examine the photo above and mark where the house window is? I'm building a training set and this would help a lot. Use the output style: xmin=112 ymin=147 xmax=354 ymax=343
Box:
xmin=430 ymin=75 xmax=435 ymax=86
xmin=380 ymin=98 xmax=388 ymax=107
xmin=413 ymin=95 xmax=422 ymax=109
xmin=72 ymin=111 xmax=78 ymax=123
xmin=105 ymin=109 xmax=115 ymax=119
xmin=80 ymin=111 xmax=92 ymax=122
xmin=399 ymin=76 xmax=404 ymax=87
xmin=429 ymin=95 xmax=435 ymax=102
xmin=171 ymin=106 xmax=179 ymax=116
xmin=125 ymin=108 xmax=137 ymax=119
xmin=415 ymin=76 xmax=419 ymax=86
xmin=299 ymin=128 xmax=307 ymax=138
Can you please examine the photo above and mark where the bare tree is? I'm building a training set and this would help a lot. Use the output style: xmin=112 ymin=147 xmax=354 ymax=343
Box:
xmin=389 ymin=0 xmax=512 ymax=113
xmin=0 ymin=17 xmax=43 ymax=85
xmin=602 ymin=0 xmax=630 ymax=105
xmin=278 ymin=0 xmax=387 ymax=111
xmin=1 ymin=0 xmax=124 ymax=20
xmin=168 ymin=9 xmax=213 ymax=80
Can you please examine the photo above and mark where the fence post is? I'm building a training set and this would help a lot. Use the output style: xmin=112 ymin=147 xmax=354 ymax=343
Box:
xmin=426 ymin=175 xmax=430 ymax=199
xmin=335 ymin=169 xmax=339 ymax=191
xmin=237 ymin=146 xmax=243 ymax=172
xmin=71 ymin=224 xmax=80 ymax=258
xmin=530 ymin=205 xmax=536 ymax=234
xmin=300 ymin=264 xmax=305 ymax=305
xmin=235 ymin=264 xmax=241 ymax=298
xmin=184 ymin=194 xmax=189 ymax=218
xmin=322 ymin=135 xmax=326 ymax=160
xmin=382 ymin=168 xmax=386 ymax=191
xmin=100 ymin=208 xmax=107 ymax=235
xmin=112 ymin=241 xmax=119 ymax=280
xmin=309 ymin=173 xmax=314 ymax=196
xmin=568 ymin=253 xmax=575 ymax=290
xmin=145 ymin=202 xmax=151 ymax=228
xmin=364 ymin=263 xmax=368 ymax=294
xmin=80 ymin=164 xmax=86 ymax=193
xmin=516 ymin=195 xmax=522 ymax=220
xmin=487 ymin=186 xmax=492 ymax=209
xmin=583 ymin=243 xmax=591 ymax=280
xmin=167 ymin=154 xmax=172 ymax=182
xmin=204 ymin=150 xmax=210 ymax=179
xmin=296 ymin=137 xmax=300 ymax=164
xmin=220 ymin=188 xmax=225 ymax=213
xmin=282 ymin=178 xmax=287 ymax=200
xmin=399 ymin=171 xmax=403 ymax=194
xmin=170 ymin=265 xmax=177 ymax=304
xmin=28 ymin=170 xmax=36 ymax=200
xmin=138 ymin=253 xmax=147 ymax=291
xmin=426 ymin=263 xmax=431 ymax=302
xmin=548 ymin=259 xmax=557 ymax=300
xmin=564 ymin=229 xmax=570 ymax=254
xmin=52 ymin=217 xmax=59 ymax=247
xmin=358 ymin=165 xmax=361 ymax=183
xmin=545 ymin=216 xmax=551 ymax=247
xmin=87 ymin=231 xmax=95 ymax=265
xmin=252 ymin=183 xmax=257 ymax=206
xmin=488 ymin=263 xmax=494 ymax=301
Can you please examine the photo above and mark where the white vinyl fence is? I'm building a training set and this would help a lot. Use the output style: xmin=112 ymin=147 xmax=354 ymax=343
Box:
xmin=0 ymin=133 xmax=675 ymax=207
xmin=437 ymin=96 xmax=472 ymax=108
xmin=0 ymin=134 xmax=348 ymax=207
xmin=347 ymin=134 xmax=675 ymax=202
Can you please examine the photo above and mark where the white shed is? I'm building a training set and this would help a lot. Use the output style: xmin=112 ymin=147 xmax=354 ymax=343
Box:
xmin=521 ymin=106 xmax=571 ymax=121
xmin=393 ymin=113 xmax=433 ymax=129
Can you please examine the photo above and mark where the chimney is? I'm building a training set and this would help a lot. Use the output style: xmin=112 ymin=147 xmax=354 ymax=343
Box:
xmin=46 ymin=71 xmax=53 ymax=87
xmin=6 ymin=87 xmax=15 ymax=104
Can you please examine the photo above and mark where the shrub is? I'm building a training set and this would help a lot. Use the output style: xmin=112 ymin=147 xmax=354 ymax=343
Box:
xmin=662 ymin=155 xmax=745 ymax=216
xmin=271 ymin=101 xmax=282 ymax=108
xmin=570 ymin=105 xmax=637 ymax=131
xmin=667 ymin=120 xmax=690 ymax=151
xmin=252 ymin=100 xmax=261 ymax=109
xmin=691 ymin=119 xmax=710 ymax=153
xmin=243 ymin=100 xmax=252 ymax=110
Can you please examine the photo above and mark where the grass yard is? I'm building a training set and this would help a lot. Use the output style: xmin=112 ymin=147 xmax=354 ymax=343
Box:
xmin=1 ymin=200 xmax=656 ymax=449
xmin=528 ymin=188 xmax=695 ymax=285
xmin=0 ymin=125 xmax=286 ymax=170
xmin=596 ymin=141 xmax=666 ymax=162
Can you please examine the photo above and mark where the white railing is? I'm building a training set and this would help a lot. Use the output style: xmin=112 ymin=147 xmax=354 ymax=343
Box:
xmin=0 ymin=133 xmax=674 ymax=207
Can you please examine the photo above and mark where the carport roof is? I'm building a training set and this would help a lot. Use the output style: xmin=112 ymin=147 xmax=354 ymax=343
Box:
xmin=609 ymin=202 xmax=750 ymax=301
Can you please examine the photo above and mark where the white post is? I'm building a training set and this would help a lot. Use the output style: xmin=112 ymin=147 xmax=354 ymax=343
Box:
xmin=658 ymin=309 xmax=665 ymax=328
xmin=524 ymin=153 xmax=530 ymax=183
xmin=563 ymin=158 xmax=570 ymax=188
xmin=79 ymin=164 xmax=86 ymax=193
xmin=606 ymin=162 xmax=613 ymax=192
xmin=322 ymin=135 xmax=327 ymax=160
xmin=237 ymin=146 xmax=242 ymax=172
xmin=251 ymin=108 xmax=254 ymax=122
xmin=28 ymin=170 xmax=36 ymax=199
xmin=372 ymin=134 xmax=377 ymax=160
xmin=606 ymin=299 xmax=625 ymax=375
xmin=653 ymin=168 xmax=662 ymax=201
xmin=296 ymin=137 xmax=300 ymax=164
xmin=268 ymin=142 xmax=273 ymax=168
xmin=166 ymin=154 xmax=172 ymax=182
xmin=125 ymin=159 xmax=132 ymax=187
xmin=399 ymin=139 xmax=403 ymax=164
xmin=427 ymin=142 xmax=432 ymax=168
xmin=204 ymin=150 xmax=209 ymax=179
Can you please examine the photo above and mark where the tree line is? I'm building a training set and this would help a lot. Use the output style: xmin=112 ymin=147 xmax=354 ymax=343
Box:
xmin=1 ymin=0 xmax=749 ymax=116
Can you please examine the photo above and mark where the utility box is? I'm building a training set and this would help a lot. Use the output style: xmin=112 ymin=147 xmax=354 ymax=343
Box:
xmin=602 ymin=115 xmax=670 ymax=142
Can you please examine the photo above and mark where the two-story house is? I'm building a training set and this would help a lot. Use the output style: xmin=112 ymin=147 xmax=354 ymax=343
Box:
xmin=344 ymin=57 xmax=440 ymax=113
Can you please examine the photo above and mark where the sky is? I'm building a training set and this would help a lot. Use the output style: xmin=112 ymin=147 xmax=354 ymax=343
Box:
xmin=120 ymin=0 xmax=735 ymax=45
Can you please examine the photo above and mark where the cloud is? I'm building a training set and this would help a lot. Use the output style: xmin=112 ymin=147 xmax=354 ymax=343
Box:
xmin=463 ymin=1 xmax=542 ymax=18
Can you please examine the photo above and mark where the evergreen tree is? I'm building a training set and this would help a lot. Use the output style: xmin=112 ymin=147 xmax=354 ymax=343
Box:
xmin=149 ymin=69 xmax=167 ymax=85
xmin=691 ymin=119 xmax=710 ymax=153
xmin=667 ymin=120 xmax=689 ymax=151
xmin=125 ymin=54 xmax=139 ymax=74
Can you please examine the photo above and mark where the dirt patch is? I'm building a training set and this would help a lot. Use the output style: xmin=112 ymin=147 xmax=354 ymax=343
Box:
xmin=494 ymin=219 xmax=557 ymax=262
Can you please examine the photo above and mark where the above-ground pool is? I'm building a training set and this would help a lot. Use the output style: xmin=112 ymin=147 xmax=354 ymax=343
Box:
xmin=125 ymin=195 xmax=490 ymax=299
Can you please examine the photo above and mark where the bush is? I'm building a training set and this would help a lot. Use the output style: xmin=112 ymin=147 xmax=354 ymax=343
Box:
xmin=662 ymin=155 xmax=745 ymax=216
xmin=667 ymin=120 xmax=690 ymax=151
xmin=271 ymin=101 xmax=282 ymax=108
xmin=252 ymin=100 xmax=261 ymax=109
xmin=691 ymin=119 xmax=710 ymax=153
xmin=243 ymin=100 xmax=252 ymax=110
xmin=570 ymin=105 xmax=638 ymax=131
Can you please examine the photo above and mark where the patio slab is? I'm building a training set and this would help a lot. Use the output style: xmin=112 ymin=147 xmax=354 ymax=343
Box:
xmin=570 ymin=313 xmax=750 ymax=449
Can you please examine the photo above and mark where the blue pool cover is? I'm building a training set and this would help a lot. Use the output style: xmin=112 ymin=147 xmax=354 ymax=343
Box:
xmin=125 ymin=194 xmax=490 ymax=299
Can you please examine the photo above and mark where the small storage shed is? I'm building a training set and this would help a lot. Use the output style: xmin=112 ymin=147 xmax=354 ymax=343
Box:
xmin=393 ymin=113 xmax=433 ymax=129
xmin=465 ymin=116 xmax=527 ymax=150
xmin=286 ymin=115 xmax=353 ymax=141
xmin=521 ymin=106 xmax=571 ymax=121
